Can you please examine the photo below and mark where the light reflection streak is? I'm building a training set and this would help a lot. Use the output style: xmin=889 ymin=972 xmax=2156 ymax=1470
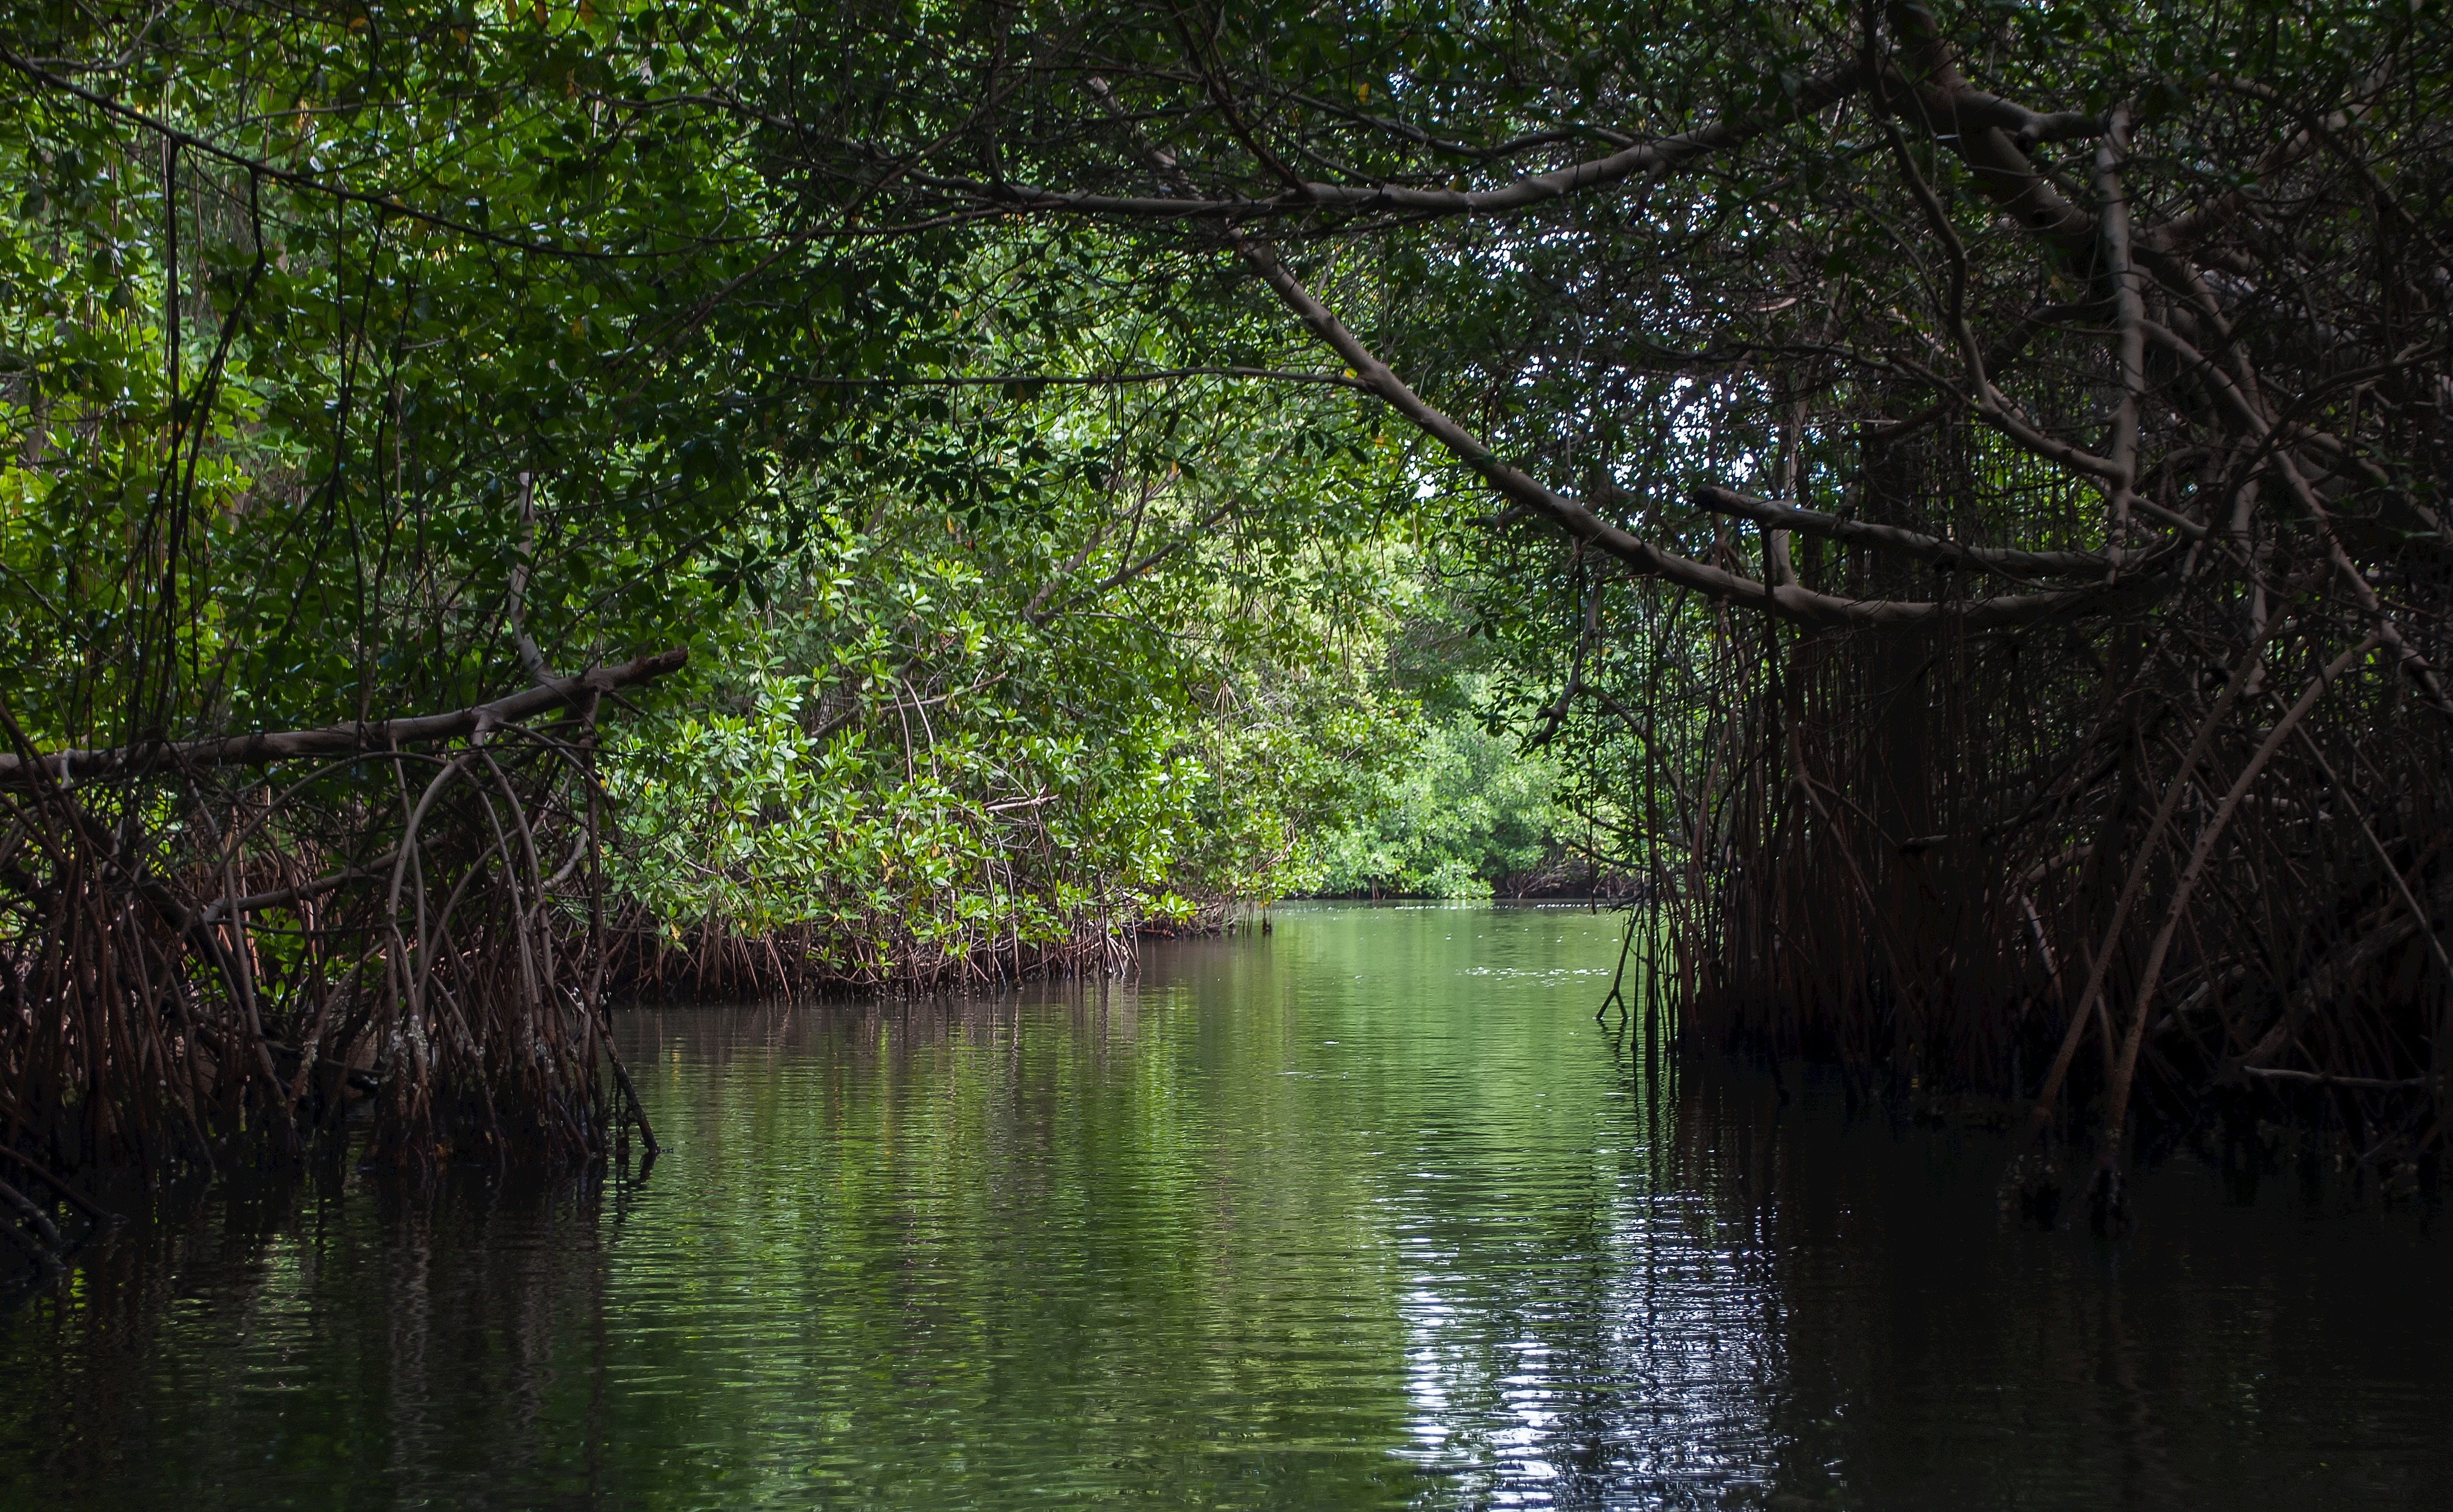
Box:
xmin=1388 ymin=1180 xmax=1785 ymax=1506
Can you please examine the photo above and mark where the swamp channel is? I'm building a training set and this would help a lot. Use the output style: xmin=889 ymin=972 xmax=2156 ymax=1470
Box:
xmin=2 ymin=903 xmax=2448 ymax=1511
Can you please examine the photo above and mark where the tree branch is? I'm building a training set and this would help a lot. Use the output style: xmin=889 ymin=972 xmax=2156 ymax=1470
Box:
xmin=1693 ymin=487 xmax=2160 ymax=580
xmin=0 ymin=650 xmax=688 ymax=786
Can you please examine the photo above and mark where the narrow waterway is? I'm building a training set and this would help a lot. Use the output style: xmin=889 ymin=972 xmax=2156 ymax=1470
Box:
xmin=2 ymin=903 xmax=2448 ymax=1510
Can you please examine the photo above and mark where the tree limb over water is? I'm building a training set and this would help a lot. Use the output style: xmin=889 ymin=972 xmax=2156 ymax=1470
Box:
xmin=0 ymin=650 xmax=688 ymax=786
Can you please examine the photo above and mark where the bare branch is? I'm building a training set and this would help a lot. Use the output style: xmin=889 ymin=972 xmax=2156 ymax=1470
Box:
xmin=0 ymin=650 xmax=689 ymax=786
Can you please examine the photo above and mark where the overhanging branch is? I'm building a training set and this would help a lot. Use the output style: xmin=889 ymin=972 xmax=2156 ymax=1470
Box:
xmin=0 ymin=650 xmax=689 ymax=787
xmin=1693 ymin=487 xmax=2161 ymax=580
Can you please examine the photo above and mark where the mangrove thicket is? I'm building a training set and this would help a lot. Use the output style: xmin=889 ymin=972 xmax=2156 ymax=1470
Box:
xmin=0 ymin=0 xmax=2447 ymax=1230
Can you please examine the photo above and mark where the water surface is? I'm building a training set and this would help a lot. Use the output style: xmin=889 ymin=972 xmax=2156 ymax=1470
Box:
xmin=2 ymin=903 xmax=2447 ymax=1509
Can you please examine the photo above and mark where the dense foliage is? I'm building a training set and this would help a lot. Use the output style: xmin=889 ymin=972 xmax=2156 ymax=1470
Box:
xmin=600 ymin=407 xmax=1432 ymax=985
xmin=4 ymin=0 xmax=2448 ymax=1197
xmin=0 ymin=4 xmax=1492 ymax=1000
xmin=706 ymin=0 xmax=2453 ymax=1194
xmin=1309 ymin=689 xmax=1568 ymax=899
xmin=0 ymin=2 xmax=1515 ymax=1183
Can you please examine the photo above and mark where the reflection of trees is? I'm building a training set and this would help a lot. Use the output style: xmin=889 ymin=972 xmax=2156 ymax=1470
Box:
xmin=617 ymin=988 xmax=1430 ymax=1505
xmin=0 ymin=1169 xmax=621 ymax=1509
xmin=1678 ymin=1059 xmax=2453 ymax=1510
xmin=10 ymin=914 xmax=2441 ymax=1511
xmin=1369 ymin=1025 xmax=1788 ymax=1508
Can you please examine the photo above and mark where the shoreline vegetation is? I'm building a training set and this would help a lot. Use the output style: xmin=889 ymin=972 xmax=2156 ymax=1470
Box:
xmin=2 ymin=0 xmax=2449 ymax=1262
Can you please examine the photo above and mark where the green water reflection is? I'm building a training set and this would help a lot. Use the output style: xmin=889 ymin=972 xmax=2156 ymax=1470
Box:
xmin=2 ymin=903 xmax=2449 ymax=1511
xmin=598 ymin=903 xmax=1672 ymax=1507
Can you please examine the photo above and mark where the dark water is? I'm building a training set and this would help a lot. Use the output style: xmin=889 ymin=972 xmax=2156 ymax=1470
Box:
xmin=2 ymin=903 xmax=2448 ymax=1510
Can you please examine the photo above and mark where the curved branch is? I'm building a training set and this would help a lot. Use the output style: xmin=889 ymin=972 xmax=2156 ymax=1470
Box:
xmin=0 ymin=650 xmax=688 ymax=786
xmin=1693 ymin=487 xmax=2160 ymax=580
xmin=1242 ymin=241 xmax=2154 ymax=627
xmin=0 ymin=46 xmax=629 ymax=261
xmin=933 ymin=64 xmax=1864 ymax=221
